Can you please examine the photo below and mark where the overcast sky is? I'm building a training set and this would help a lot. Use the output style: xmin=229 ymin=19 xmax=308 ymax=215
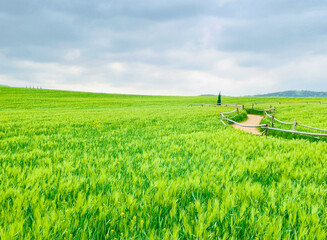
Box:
xmin=0 ymin=0 xmax=327 ymax=96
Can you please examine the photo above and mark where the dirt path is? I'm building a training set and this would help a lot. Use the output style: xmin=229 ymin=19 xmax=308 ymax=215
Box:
xmin=232 ymin=114 xmax=263 ymax=135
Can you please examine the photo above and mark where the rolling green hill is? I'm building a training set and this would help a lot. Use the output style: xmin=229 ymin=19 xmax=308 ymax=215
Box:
xmin=1 ymin=86 xmax=327 ymax=239
xmin=255 ymin=90 xmax=327 ymax=97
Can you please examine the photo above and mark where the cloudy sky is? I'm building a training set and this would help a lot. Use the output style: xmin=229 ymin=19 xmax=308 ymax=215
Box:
xmin=1 ymin=0 xmax=327 ymax=96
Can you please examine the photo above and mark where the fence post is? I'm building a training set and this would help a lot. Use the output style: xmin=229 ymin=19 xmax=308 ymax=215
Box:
xmin=237 ymin=107 xmax=239 ymax=114
xmin=252 ymin=104 xmax=254 ymax=110
xmin=293 ymin=119 xmax=297 ymax=131
xmin=242 ymin=105 xmax=244 ymax=110
xmin=265 ymin=124 xmax=269 ymax=136
xmin=271 ymin=115 xmax=274 ymax=127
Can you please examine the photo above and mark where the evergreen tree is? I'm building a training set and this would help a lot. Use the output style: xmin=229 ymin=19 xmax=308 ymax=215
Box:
xmin=217 ymin=92 xmax=222 ymax=105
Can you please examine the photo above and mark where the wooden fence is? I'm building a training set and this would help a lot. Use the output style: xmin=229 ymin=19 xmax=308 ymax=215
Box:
xmin=218 ymin=104 xmax=327 ymax=138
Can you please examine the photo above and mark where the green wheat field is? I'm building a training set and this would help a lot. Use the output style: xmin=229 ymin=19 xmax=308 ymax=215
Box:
xmin=1 ymin=86 xmax=327 ymax=239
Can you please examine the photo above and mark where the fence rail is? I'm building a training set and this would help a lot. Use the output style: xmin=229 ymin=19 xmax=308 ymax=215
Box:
xmin=264 ymin=111 xmax=327 ymax=133
xmin=263 ymin=127 xmax=327 ymax=137
xmin=297 ymin=123 xmax=327 ymax=132
xmin=225 ymin=118 xmax=266 ymax=128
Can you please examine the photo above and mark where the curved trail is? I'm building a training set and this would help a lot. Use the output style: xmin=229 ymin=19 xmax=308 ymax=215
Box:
xmin=232 ymin=114 xmax=263 ymax=135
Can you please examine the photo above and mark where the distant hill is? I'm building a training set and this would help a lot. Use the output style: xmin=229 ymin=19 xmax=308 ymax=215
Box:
xmin=255 ymin=90 xmax=327 ymax=97
xmin=200 ymin=94 xmax=216 ymax=96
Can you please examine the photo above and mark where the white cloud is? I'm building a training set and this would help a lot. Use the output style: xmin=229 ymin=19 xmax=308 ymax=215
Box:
xmin=64 ymin=49 xmax=81 ymax=61
xmin=0 ymin=0 xmax=327 ymax=95
xmin=108 ymin=62 xmax=125 ymax=72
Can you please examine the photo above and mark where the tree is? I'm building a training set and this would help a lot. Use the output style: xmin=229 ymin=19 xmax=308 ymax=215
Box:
xmin=217 ymin=92 xmax=221 ymax=105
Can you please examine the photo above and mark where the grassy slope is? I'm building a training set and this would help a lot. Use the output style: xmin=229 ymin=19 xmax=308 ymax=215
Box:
xmin=2 ymin=86 xmax=326 ymax=109
xmin=0 ymin=87 xmax=327 ymax=239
